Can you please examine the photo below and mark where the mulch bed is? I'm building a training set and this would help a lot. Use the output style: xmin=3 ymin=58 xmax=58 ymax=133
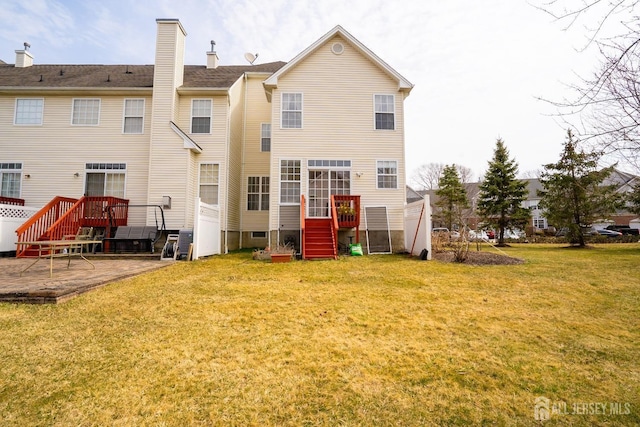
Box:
xmin=432 ymin=251 xmax=525 ymax=265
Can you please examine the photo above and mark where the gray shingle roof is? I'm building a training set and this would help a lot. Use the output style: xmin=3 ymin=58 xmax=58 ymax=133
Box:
xmin=0 ymin=62 xmax=286 ymax=89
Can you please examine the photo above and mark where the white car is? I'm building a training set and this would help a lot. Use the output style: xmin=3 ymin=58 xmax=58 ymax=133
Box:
xmin=468 ymin=230 xmax=489 ymax=241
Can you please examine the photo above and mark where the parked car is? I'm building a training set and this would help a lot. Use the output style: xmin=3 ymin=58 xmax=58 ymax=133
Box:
xmin=605 ymin=225 xmax=640 ymax=236
xmin=596 ymin=228 xmax=623 ymax=238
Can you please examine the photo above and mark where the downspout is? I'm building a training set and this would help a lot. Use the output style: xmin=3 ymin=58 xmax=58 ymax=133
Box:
xmin=239 ymin=73 xmax=248 ymax=249
xmin=224 ymin=95 xmax=231 ymax=254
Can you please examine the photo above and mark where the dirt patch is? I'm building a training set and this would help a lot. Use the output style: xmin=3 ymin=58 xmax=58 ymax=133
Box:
xmin=432 ymin=251 xmax=524 ymax=265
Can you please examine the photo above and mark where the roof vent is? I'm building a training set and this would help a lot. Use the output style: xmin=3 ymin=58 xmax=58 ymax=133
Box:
xmin=331 ymin=42 xmax=344 ymax=55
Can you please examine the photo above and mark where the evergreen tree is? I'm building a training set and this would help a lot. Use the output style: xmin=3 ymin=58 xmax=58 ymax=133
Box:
xmin=435 ymin=164 xmax=469 ymax=231
xmin=629 ymin=183 xmax=640 ymax=216
xmin=538 ymin=130 xmax=623 ymax=247
xmin=477 ymin=139 xmax=530 ymax=246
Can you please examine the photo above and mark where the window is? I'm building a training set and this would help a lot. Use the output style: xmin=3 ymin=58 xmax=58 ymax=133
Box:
xmin=281 ymin=93 xmax=302 ymax=128
xmin=123 ymin=99 xmax=144 ymax=134
xmin=280 ymin=160 xmax=301 ymax=204
xmin=15 ymin=99 xmax=43 ymax=125
xmin=0 ymin=163 xmax=22 ymax=198
xmin=261 ymin=123 xmax=271 ymax=152
xmin=251 ymin=231 xmax=267 ymax=239
xmin=85 ymin=163 xmax=126 ymax=197
xmin=374 ymin=94 xmax=395 ymax=130
xmin=533 ymin=218 xmax=547 ymax=229
xmin=377 ymin=160 xmax=398 ymax=189
xmin=247 ymin=176 xmax=270 ymax=211
xmin=199 ymin=163 xmax=219 ymax=205
xmin=191 ymin=99 xmax=212 ymax=133
xmin=72 ymin=99 xmax=101 ymax=125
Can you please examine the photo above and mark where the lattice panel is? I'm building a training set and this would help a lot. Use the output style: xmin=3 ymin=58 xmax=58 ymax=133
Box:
xmin=0 ymin=205 xmax=37 ymax=219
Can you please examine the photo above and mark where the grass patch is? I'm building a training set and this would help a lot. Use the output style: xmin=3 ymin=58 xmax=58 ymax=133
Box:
xmin=0 ymin=244 xmax=638 ymax=425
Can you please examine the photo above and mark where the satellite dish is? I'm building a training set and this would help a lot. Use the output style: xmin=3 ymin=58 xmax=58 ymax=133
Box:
xmin=244 ymin=52 xmax=258 ymax=65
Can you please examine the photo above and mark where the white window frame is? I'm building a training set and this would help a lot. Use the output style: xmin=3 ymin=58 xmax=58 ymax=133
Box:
xmin=247 ymin=176 xmax=270 ymax=211
xmin=191 ymin=99 xmax=212 ymax=134
xmin=199 ymin=163 xmax=220 ymax=205
xmin=374 ymin=94 xmax=395 ymax=130
xmin=281 ymin=93 xmax=303 ymax=129
xmin=279 ymin=159 xmax=301 ymax=205
xmin=0 ymin=162 xmax=23 ymax=198
xmin=14 ymin=98 xmax=44 ymax=125
xmin=376 ymin=160 xmax=398 ymax=189
xmin=261 ymin=123 xmax=271 ymax=152
xmin=84 ymin=163 xmax=127 ymax=198
xmin=72 ymin=98 xmax=101 ymax=126
xmin=122 ymin=99 xmax=145 ymax=134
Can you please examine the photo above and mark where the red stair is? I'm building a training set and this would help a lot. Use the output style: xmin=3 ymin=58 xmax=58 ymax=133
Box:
xmin=303 ymin=218 xmax=337 ymax=259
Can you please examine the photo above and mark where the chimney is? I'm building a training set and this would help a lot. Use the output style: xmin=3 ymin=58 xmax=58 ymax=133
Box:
xmin=15 ymin=42 xmax=33 ymax=68
xmin=207 ymin=40 xmax=219 ymax=69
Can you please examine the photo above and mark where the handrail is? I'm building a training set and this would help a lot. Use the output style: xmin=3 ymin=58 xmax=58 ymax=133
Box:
xmin=329 ymin=195 xmax=339 ymax=259
xmin=15 ymin=196 xmax=130 ymax=257
xmin=15 ymin=196 xmax=78 ymax=257
xmin=0 ymin=196 xmax=25 ymax=206
xmin=300 ymin=194 xmax=306 ymax=259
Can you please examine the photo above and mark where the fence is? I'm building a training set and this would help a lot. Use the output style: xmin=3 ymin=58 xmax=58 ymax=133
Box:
xmin=192 ymin=198 xmax=220 ymax=259
xmin=0 ymin=203 xmax=39 ymax=253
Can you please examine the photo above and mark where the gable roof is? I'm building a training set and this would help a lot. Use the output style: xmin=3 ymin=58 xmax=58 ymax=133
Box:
xmin=0 ymin=62 xmax=286 ymax=91
xmin=263 ymin=25 xmax=413 ymax=95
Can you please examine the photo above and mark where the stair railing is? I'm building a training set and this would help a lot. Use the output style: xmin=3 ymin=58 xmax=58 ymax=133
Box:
xmin=329 ymin=195 xmax=339 ymax=259
xmin=15 ymin=196 xmax=78 ymax=257
xmin=300 ymin=194 xmax=306 ymax=259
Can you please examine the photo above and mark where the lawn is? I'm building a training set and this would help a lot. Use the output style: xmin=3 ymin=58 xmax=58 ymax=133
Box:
xmin=0 ymin=244 xmax=638 ymax=426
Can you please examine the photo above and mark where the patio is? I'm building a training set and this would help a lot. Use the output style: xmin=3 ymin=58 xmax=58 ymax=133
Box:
xmin=0 ymin=255 xmax=172 ymax=304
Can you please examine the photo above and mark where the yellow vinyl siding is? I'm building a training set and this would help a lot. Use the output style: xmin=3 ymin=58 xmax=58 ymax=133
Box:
xmin=241 ymin=74 xmax=273 ymax=233
xmin=0 ymin=94 xmax=151 ymax=225
xmin=269 ymin=35 xmax=406 ymax=231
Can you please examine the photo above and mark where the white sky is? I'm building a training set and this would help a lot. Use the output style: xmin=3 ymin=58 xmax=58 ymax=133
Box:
xmin=0 ymin=0 xmax=605 ymax=184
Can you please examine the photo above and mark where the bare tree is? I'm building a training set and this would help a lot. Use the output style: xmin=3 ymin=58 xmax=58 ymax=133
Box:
xmin=532 ymin=1 xmax=640 ymax=172
xmin=411 ymin=163 xmax=475 ymax=190
xmin=410 ymin=162 xmax=445 ymax=190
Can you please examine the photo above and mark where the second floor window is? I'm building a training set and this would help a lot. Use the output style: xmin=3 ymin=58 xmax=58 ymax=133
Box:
xmin=261 ymin=123 xmax=271 ymax=152
xmin=72 ymin=99 xmax=100 ymax=126
xmin=374 ymin=94 xmax=395 ymax=130
xmin=123 ymin=99 xmax=144 ymax=134
xmin=281 ymin=93 xmax=302 ymax=129
xmin=191 ymin=99 xmax=212 ymax=134
xmin=15 ymin=98 xmax=43 ymax=125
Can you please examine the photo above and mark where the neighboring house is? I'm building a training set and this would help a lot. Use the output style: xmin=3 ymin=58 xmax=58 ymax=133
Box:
xmin=0 ymin=19 xmax=413 ymax=256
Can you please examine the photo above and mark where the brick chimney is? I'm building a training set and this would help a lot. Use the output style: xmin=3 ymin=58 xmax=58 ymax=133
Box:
xmin=15 ymin=43 xmax=33 ymax=68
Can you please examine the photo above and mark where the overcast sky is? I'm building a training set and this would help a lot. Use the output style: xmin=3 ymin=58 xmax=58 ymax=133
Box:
xmin=0 ymin=0 xmax=606 ymax=184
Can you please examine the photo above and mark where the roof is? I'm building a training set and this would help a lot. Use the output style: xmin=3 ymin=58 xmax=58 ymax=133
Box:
xmin=0 ymin=61 xmax=286 ymax=90
xmin=264 ymin=25 xmax=413 ymax=94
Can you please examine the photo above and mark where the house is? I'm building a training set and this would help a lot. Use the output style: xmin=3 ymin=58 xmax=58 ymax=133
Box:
xmin=0 ymin=19 xmax=413 ymax=257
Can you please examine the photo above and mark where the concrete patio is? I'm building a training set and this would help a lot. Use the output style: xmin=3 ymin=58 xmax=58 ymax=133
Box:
xmin=0 ymin=255 xmax=173 ymax=304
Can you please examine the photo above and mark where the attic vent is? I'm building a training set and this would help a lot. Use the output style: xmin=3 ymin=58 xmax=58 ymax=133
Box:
xmin=331 ymin=42 xmax=344 ymax=55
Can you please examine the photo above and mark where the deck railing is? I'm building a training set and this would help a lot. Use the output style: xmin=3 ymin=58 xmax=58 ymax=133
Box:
xmin=329 ymin=195 xmax=339 ymax=260
xmin=15 ymin=196 xmax=130 ymax=257
xmin=0 ymin=196 xmax=25 ymax=206
xmin=15 ymin=196 xmax=78 ymax=257
xmin=300 ymin=194 xmax=306 ymax=257
xmin=332 ymin=195 xmax=361 ymax=243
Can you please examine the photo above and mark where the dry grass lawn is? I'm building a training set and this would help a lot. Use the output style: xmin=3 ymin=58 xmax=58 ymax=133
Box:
xmin=0 ymin=244 xmax=638 ymax=426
